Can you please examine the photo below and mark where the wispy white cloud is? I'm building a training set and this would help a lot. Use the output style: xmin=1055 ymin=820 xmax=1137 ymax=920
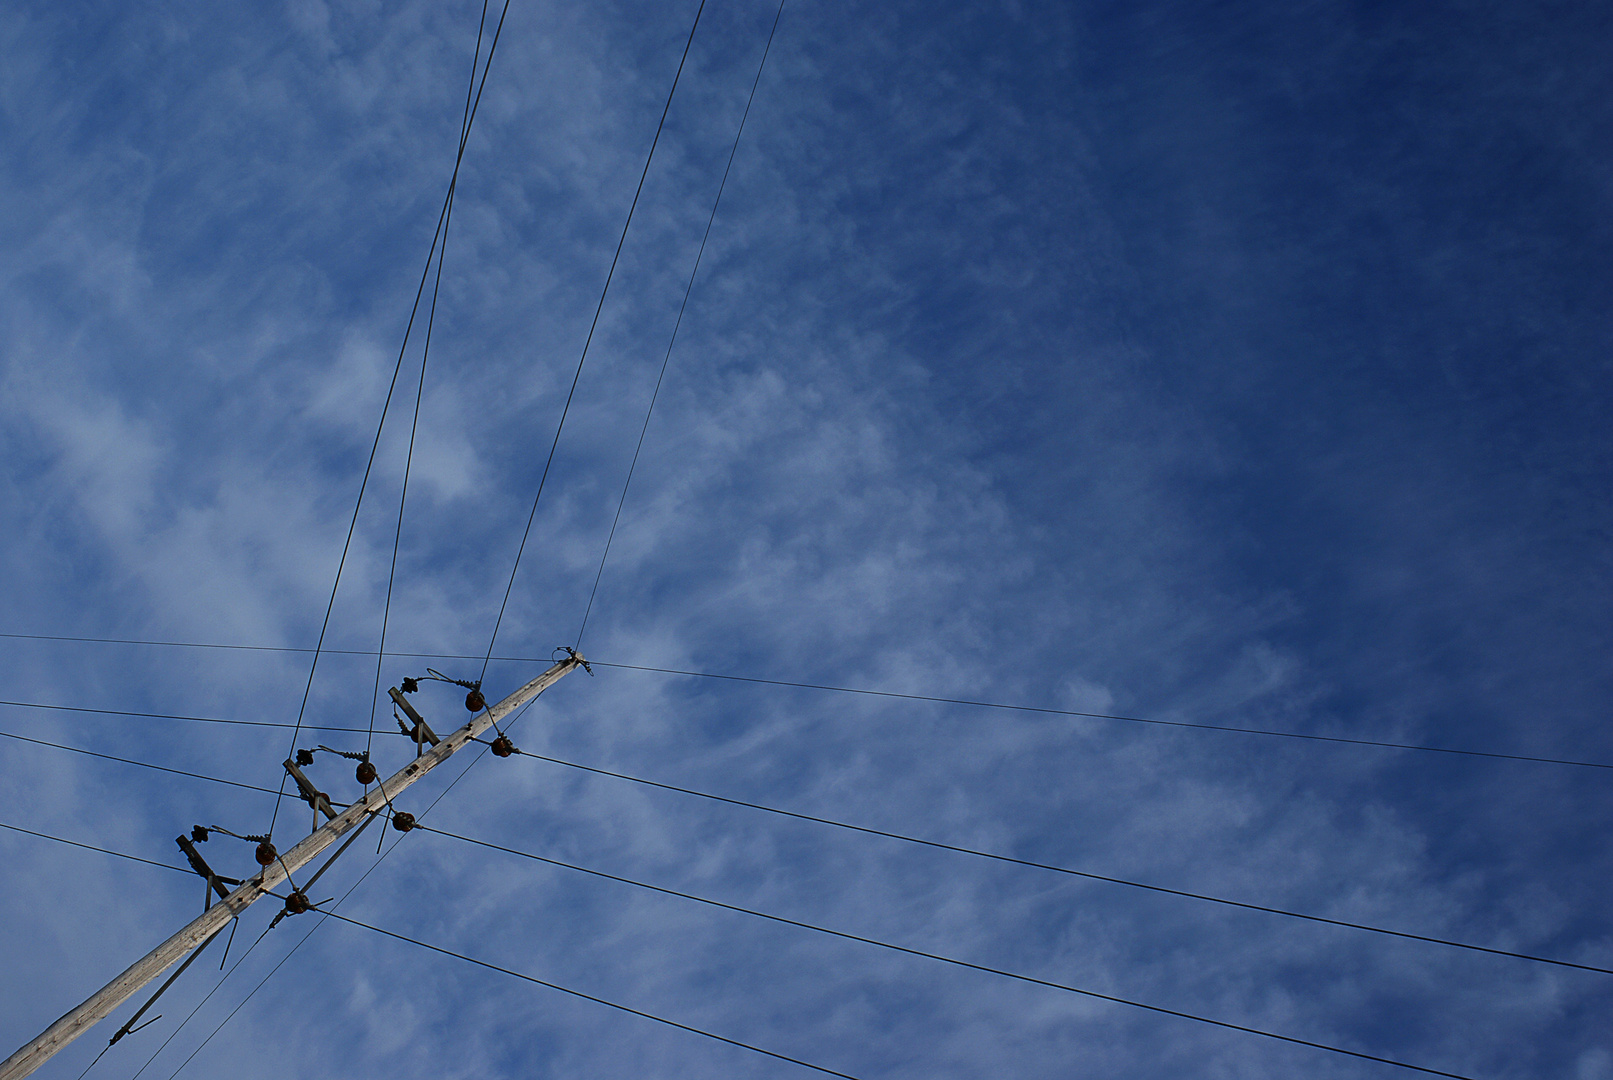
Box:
xmin=0 ymin=1 xmax=1608 ymax=1078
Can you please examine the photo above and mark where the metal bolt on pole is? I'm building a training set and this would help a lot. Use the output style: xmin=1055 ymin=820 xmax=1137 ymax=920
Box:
xmin=0 ymin=654 xmax=583 ymax=1080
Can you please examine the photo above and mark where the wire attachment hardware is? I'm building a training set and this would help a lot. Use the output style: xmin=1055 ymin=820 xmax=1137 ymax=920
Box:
xmin=389 ymin=687 xmax=441 ymax=757
xmin=176 ymin=834 xmax=240 ymax=910
xmin=283 ymin=757 xmax=338 ymax=821
xmin=417 ymin=668 xmax=486 ymax=711
xmin=198 ymin=824 xmax=277 ymax=867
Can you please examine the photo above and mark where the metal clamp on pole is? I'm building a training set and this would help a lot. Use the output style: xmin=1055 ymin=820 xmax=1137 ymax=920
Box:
xmin=389 ymin=687 xmax=440 ymax=757
xmin=282 ymin=759 xmax=337 ymax=821
xmin=175 ymin=832 xmax=239 ymax=908
xmin=0 ymin=653 xmax=583 ymax=1080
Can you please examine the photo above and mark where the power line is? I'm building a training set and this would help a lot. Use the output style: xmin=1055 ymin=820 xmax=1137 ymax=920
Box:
xmin=270 ymin=0 xmax=515 ymax=839
xmin=0 ymin=697 xmax=370 ymax=733
xmin=10 ymin=722 xmax=1604 ymax=979
xmin=576 ymin=0 xmax=788 ymax=648
xmin=508 ymin=747 xmax=1613 ymax=976
xmin=157 ymin=663 xmax=619 ymax=1072
xmin=0 ymin=821 xmax=188 ymax=877
xmin=155 ymin=921 xmax=309 ymax=1080
xmin=126 ymin=922 xmax=277 ymax=1080
xmin=317 ymin=907 xmax=865 ymax=1079
xmin=2 ymin=737 xmax=498 ymax=1077
xmin=369 ymin=0 xmax=494 ymax=759
xmin=479 ymin=0 xmax=710 ymax=686
xmin=156 ymin=703 xmax=533 ymax=1076
xmin=588 ymin=660 xmax=1613 ymax=771
xmin=0 ymin=730 xmax=281 ymax=798
xmin=407 ymin=822 xmax=1474 ymax=1079
xmin=156 ymin=809 xmax=429 ymax=1078
xmin=7 ymin=631 xmax=1606 ymax=770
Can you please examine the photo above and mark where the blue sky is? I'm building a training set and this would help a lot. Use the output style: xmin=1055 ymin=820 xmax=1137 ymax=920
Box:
xmin=1 ymin=1 xmax=1610 ymax=1077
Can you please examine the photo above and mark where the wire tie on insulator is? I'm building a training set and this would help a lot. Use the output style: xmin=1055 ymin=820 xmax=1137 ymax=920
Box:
xmin=315 ymin=745 xmax=368 ymax=762
xmin=207 ymin=825 xmax=271 ymax=845
xmin=425 ymin=668 xmax=478 ymax=689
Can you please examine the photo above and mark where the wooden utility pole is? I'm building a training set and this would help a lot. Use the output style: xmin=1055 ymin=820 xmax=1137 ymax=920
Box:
xmin=0 ymin=653 xmax=584 ymax=1080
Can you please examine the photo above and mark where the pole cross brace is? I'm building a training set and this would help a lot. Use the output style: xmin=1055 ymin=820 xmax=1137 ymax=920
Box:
xmin=389 ymin=687 xmax=440 ymax=757
xmin=0 ymin=653 xmax=583 ymax=1080
xmin=282 ymin=759 xmax=337 ymax=821
xmin=174 ymin=836 xmax=238 ymax=907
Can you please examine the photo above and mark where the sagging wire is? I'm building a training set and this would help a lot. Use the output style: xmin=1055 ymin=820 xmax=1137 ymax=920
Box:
xmin=263 ymin=813 xmax=379 ymax=931
xmin=406 ymin=666 xmax=517 ymax=754
xmin=191 ymin=824 xmax=278 ymax=870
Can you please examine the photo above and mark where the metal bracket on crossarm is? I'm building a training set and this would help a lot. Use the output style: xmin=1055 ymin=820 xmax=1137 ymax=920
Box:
xmin=175 ymin=831 xmax=240 ymax=910
xmin=282 ymin=759 xmax=338 ymax=821
xmin=389 ymin=686 xmax=441 ymax=757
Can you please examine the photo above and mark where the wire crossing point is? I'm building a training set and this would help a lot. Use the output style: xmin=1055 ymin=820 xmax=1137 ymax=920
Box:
xmin=0 ymin=654 xmax=583 ymax=1080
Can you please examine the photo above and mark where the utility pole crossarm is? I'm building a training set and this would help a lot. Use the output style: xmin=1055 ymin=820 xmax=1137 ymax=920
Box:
xmin=0 ymin=654 xmax=582 ymax=1080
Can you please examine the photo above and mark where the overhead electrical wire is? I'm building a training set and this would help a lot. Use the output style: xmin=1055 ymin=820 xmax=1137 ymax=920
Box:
xmin=125 ymin=921 xmax=278 ymax=1080
xmin=31 ymin=724 xmax=508 ymax=1075
xmin=6 ymin=632 xmax=1607 ymax=770
xmin=0 ymin=821 xmax=189 ymax=877
xmin=122 ymin=772 xmax=451 ymax=1080
xmin=477 ymin=0 xmax=710 ymax=687
xmin=6 ymin=725 xmax=1605 ymax=979
xmin=268 ymin=0 xmax=515 ymax=840
xmin=143 ymin=739 xmax=536 ymax=1074
xmin=0 ymin=696 xmax=370 ymax=733
xmin=413 ymin=823 xmax=1477 ymax=1079
xmin=506 ymin=746 xmax=1613 ymax=976
xmin=589 ymin=660 xmax=1613 ymax=770
xmin=9 ymin=805 xmax=1465 ymax=1079
xmin=0 ymin=730 xmax=281 ymax=798
xmin=0 ymin=822 xmax=870 ymax=1080
xmin=151 ymin=761 xmax=479 ymax=1080
xmin=322 ymin=908 xmax=868 ymax=1079
xmin=367 ymin=0 xmax=494 ymax=761
xmin=576 ymin=0 xmax=788 ymax=649
xmin=8 ymin=632 xmax=1607 ymax=770
xmin=226 ymin=28 xmax=778 ymax=1015
xmin=0 ymin=4 xmax=1576 ymax=1077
